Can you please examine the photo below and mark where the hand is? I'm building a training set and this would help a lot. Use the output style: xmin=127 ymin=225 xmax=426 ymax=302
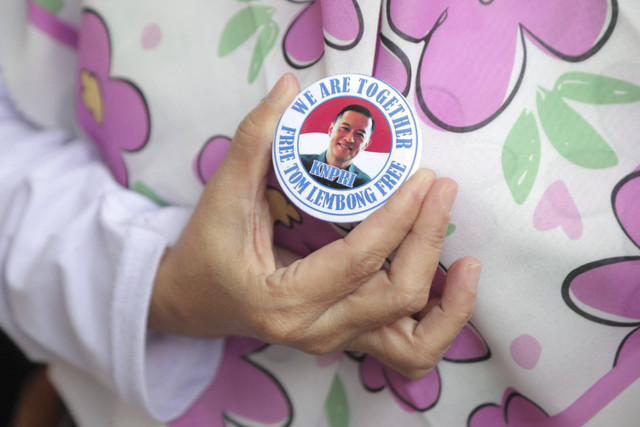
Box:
xmin=148 ymin=73 xmax=481 ymax=379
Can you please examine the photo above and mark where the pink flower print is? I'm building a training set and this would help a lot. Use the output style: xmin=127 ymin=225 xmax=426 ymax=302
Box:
xmin=469 ymin=170 xmax=640 ymax=427
xmin=353 ymin=264 xmax=490 ymax=412
xmin=355 ymin=321 xmax=489 ymax=412
xmin=562 ymin=169 xmax=640 ymax=326
xmin=387 ymin=0 xmax=617 ymax=131
xmin=360 ymin=356 xmax=441 ymax=412
xmin=444 ymin=322 xmax=491 ymax=363
xmin=429 ymin=264 xmax=491 ymax=364
xmin=75 ymin=10 xmax=150 ymax=187
xmin=509 ymin=334 xmax=542 ymax=370
xmin=194 ymin=135 xmax=232 ymax=184
xmin=615 ymin=327 xmax=640 ymax=368
xmin=469 ymin=389 xmax=553 ymax=427
xmin=320 ymin=0 xmax=363 ymax=50
xmin=469 ymin=326 xmax=640 ymax=426
xmin=141 ymin=23 xmax=162 ymax=50
xmin=28 ymin=0 xmax=78 ymax=49
xmin=283 ymin=0 xmax=363 ymax=69
xmin=373 ymin=33 xmax=411 ymax=97
xmin=171 ymin=337 xmax=291 ymax=427
xmin=533 ymin=180 xmax=583 ymax=240
xmin=614 ymin=170 xmax=640 ymax=251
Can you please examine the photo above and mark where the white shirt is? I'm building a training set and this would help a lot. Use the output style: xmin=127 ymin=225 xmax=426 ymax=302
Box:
xmin=0 ymin=71 xmax=223 ymax=423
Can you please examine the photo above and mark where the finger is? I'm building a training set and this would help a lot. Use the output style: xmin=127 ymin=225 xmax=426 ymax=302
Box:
xmin=277 ymin=169 xmax=436 ymax=304
xmin=415 ymin=257 xmax=480 ymax=346
xmin=388 ymin=178 xmax=458 ymax=304
xmin=213 ymin=73 xmax=300 ymax=197
xmin=349 ymin=317 xmax=435 ymax=380
xmin=343 ymin=169 xmax=437 ymax=267
xmin=348 ymin=257 xmax=480 ymax=375
xmin=307 ymin=178 xmax=456 ymax=339
xmin=416 ymin=297 xmax=441 ymax=321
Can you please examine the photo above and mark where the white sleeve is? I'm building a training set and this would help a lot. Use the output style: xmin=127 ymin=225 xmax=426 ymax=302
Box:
xmin=0 ymin=73 xmax=223 ymax=421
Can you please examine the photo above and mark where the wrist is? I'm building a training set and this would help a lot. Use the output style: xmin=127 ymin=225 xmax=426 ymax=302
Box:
xmin=148 ymin=247 xmax=184 ymax=334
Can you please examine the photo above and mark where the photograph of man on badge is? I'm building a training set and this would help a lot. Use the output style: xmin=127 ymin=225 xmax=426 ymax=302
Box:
xmin=300 ymin=104 xmax=378 ymax=189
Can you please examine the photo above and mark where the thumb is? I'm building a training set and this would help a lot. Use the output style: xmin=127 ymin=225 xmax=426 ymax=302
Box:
xmin=214 ymin=73 xmax=300 ymax=195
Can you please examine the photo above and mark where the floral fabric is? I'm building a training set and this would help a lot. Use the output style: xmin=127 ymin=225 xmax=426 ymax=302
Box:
xmin=2 ymin=0 xmax=639 ymax=425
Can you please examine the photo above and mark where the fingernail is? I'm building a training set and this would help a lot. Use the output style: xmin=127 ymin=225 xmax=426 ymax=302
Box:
xmin=465 ymin=263 xmax=482 ymax=293
xmin=442 ymin=184 xmax=458 ymax=214
xmin=266 ymin=73 xmax=290 ymax=105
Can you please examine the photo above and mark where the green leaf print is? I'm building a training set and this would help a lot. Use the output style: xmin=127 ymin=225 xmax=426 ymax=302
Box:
xmin=34 ymin=0 xmax=64 ymax=14
xmin=446 ymin=223 xmax=456 ymax=236
xmin=325 ymin=375 xmax=350 ymax=427
xmin=132 ymin=181 xmax=169 ymax=207
xmin=218 ymin=5 xmax=276 ymax=57
xmin=502 ymin=109 xmax=541 ymax=204
xmin=536 ymin=88 xmax=618 ymax=169
xmin=248 ymin=20 xmax=279 ymax=83
xmin=555 ymin=72 xmax=640 ymax=105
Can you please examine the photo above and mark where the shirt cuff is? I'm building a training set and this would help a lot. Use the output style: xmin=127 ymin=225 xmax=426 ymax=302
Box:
xmin=110 ymin=206 xmax=224 ymax=421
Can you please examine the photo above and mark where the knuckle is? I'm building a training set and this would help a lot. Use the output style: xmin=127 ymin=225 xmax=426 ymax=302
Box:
xmin=253 ymin=314 xmax=339 ymax=356
xmin=424 ymin=225 xmax=447 ymax=251
xmin=345 ymin=247 xmax=386 ymax=282
xmin=252 ymin=313 xmax=298 ymax=344
xmin=392 ymin=279 xmax=432 ymax=315
xmin=264 ymin=273 xmax=302 ymax=305
xmin=398 ymin=341 xmax=441 ymax=372
xmin=444 ymin=302 xmax=475 ymax=325
xmin=415 ymin=353 xmax=439 ymax=372
xmin=458 ymin=306 xmax=475 ymax=323
xmin=403 ymin=293 xmax=428 ymax=315
xmin=413 ymin=219 xmax=450 ymax=254
xmin=292 ymin=329 xmax=342 ymax=355
xmin=235 ymin=111 xmax=263 ymax=142
xmin=253 ymin=275 xmax=340 ymax=349
xmin=457 ymin=314 xmax=473 ymax=329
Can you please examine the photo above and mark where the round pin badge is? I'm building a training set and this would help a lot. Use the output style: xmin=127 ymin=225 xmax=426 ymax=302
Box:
xmin=272 ymin=73 xmax=421 ymax=223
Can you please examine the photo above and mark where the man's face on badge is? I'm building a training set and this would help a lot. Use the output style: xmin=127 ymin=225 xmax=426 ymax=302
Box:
xmin=328 ymin=110 xmax=373 ymax=166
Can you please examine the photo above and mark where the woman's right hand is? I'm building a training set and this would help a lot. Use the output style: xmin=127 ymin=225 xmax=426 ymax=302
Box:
xmin=148 ymin=73 xmax=481 ymax=379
